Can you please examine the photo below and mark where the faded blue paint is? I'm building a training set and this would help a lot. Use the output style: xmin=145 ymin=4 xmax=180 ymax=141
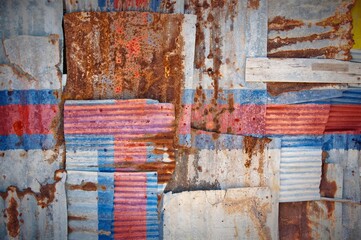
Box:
xmin=146 ymin=172 xmax=159 ymax=239
xmin=0 ymin=90 xmax=60 ymax=105
xmin=268 ymin=89 xmax=343 ymax=104
xmin=193 ymin=133 xmax=244 ymax=150
xmin=322 ymin=134 xmax=361 ymax=151
xmin=98 ymin=173 xmax=115 ymax=240
xmin=280 ymin=135 xmax=323 ymax=148
xmin=0 ymin=134 xmax=55 ymax=150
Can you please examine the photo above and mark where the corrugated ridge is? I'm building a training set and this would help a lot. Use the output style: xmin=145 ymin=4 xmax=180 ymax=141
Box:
xmin=265 ymin=104 xmax=330 ymax=135
xmin=279 ymin=136 xmax=322 ymax=202
xmin=66 ymin=171 xmax=158 ymax=239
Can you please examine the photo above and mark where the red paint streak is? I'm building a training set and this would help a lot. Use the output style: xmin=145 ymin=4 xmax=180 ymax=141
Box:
xmin=136 ymin=0 xmax=148 ymax=8
xmin=178 ymin=104 xmax=192 ymax=134
xmin=325 ymin=105 xmax=361 ymax=133
xmin=114 ymin=0 xmax=120 ymax=9
xmin=0 ymin=105 xmax=58 ymax=135
xmin=113 ymin=173 xmax=147 ymax=239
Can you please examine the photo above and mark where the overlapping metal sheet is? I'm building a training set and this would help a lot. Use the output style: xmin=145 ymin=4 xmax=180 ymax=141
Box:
xmin=63 ymin=11 xmax=196 ymax=145
xmin=162 ymin=187 xmax=278 ymax=239
xmin=279 ymin=136 xmax=323 ymax=202
xmin=67 ymin=171 xmax=159 ymax=239
xmin=268 ymin=0 xmax=354 ymax=60
xmin=0 ymin=170 xmax=67 ymax=239
xmin=64 ymin=0 xmax=184 ymax=13
xmin=64 ymin=99 xmax=175 ymax=191
xmin=186 ymin=0 xmax=268 ymax=135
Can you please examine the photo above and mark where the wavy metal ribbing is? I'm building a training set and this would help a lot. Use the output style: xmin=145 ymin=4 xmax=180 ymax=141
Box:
xmin=279 ymin=136 xmax=323 ymax=202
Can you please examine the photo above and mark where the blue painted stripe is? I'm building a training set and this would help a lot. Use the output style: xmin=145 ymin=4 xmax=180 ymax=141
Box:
xmin=322 ymin=134 xmax=361 ymax=151
xmin=0 ymin=90 xmax=59 ymax=105
xmin=268 ymin=89 xmax=342 ymax=104
xmin=280 ymin=136 xmax=323 ymax=148
xmin=0 ymin=134 xmax=55 ymax=150
xmin=98 ymin=173 xmax=114 ymax=239
xmin=146 ymin=172 xmax=159 ymax=239
xmin=65 ymin=99 xmax=116 ymax=106
xmin=150 ymin=0 xmax=161 ymax=11
xmin=193 ymin=134 xmax=244 ymax=150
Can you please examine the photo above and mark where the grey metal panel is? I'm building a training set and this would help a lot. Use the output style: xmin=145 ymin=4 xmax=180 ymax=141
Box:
xmin=0 ymin=0 xmax=63 ymax=64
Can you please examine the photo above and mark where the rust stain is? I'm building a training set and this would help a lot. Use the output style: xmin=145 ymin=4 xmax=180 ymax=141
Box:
xmin=243 ymin=136 xmax=271 ymax=159
xmin=267 ymin=82 xmax=338 ymax=96
xmin=267 ymin=46 xmax=351 ymax=60
xmin=316 ymin=9 xmax=353 ymax=28
xmin=68 ymin=215 xmax=88 ymax=221
xmin=247 ymin=0 xmax=259 ymax=10
xmin=67 ymin=182 xmax=100 ymax=191
xmin=63 ymin=12 xmax=186 ymax=145
xmin=6 ymin=197 xmax=20 ymax=237
xmin=319 ymin=151 xmax=337 ymax=198
xmin=12 ymin=121 xmax=24 ymax=136
xmin=279 ymin=202 xmax=311 ymax=240
xmin=268 ymin=16 xmax=304 ymax=31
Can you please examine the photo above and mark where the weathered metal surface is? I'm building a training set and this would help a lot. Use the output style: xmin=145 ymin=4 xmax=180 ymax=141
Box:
xmin=64 ymin=0 xmax=184 ymax=13
xmin=0 ymin=35 xmax=63 ymax=189
xmin=246 ymin=58 xmax=361 ymax=83
xmin=165 ymin=130 xmax=280 ymax=193
xmin=162 ymin=187 xmax=278 ymax=239
xmin=0 ymin=170 xmax=67 ymax=239
xmin=64 ymin=99 xmax=175 ymax=190
xmin=351 ymin=49 xmax=361 ymax=62
xmin=268 ymin=0 xmax=354 ymax=60
xmin=63 ymin=12 xmax=196 ymax=145
xmin=279 ymin=136 xmax=323 ymax=202
xmin=0 ymin=0 xmax=63 ymax=64
xmin=265 ymin=104 xmax=330 ymax=135
xmin=187 ymin=0 xmax=268 ymax=135
xmin=67 ymin=171 xmax=158 ymax=239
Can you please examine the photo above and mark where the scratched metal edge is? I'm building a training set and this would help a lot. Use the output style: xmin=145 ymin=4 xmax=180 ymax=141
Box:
xmin=66 ymin=171 xmax=159 ymax=239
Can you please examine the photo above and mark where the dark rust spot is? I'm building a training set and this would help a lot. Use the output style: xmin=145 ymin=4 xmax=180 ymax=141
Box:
xmin=268 ymin=16 xmax=304 ymax=31
xmin=267 ymin=82 xmax=338 ymax=96
xmin=247 ymin=0 xmax=259 ymax=10
xmin=6 ymin=198 xmax=20 ymax=238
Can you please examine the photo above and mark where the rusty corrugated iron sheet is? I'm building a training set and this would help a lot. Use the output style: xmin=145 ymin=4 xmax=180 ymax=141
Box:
xmin=0 ymin=0 xmax=63 ymax=64
xmin=165 ymin=130 xmax=280 ymax=192
xmin=268 ymin=0 xmax=355 ymax=60
xmin=265 ymin=104 xmax=330 ymax=135
xmin=66 ymin=171 xmax=159 ymax=239
xmin=186 ymin=0 xmax=268 ymax=135
xmin=63 ymin=12 xmax=196 ymax=145
xmin=0 ymin=170 xmax=67 ymax=239
xmin=64 ymin=0 xmax=184 ymax=13
xmin=162 ymin=187 xmax=278 ymax=239
xmin=279 ymin=136 xmax=323 ymax=202
xmin=64 ymin=99 xmax=175 ymax=190
xmin=325 ymin=88 xmax=361 ymax=133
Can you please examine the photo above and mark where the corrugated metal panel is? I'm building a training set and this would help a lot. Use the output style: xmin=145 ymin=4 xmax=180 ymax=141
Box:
xmin=0 ymin=0 xmax=63 ymax=64
xmin=268 ymin=0 xmax=354 ymax=60
xmin=0 ymin=170 xmax=67 ymax=239
xmin=64 ymin=99 xmax=175 ymax=189
xmin=63 ymin=12 xmax=196 ymax=145
xmin=325 ymin=88 xmax=361 ymax=133
xmin=186 ymin=0 xmax=268 ymax=135
xmin=64 ymin=0 xmax=184 ymax=13
xmin=351 ymin=49 xmax=361 ymax=62
xmin=265 ymin=104 xmax=330 ymax=135
xmin=165 ymin=130 xmax=280 ymax=191
xmin=67 ymin=171 xmax=158 ymax=239
xmin=279 ymin=136 xmax=323 ymax=202
xmin=161 ymin=187 xmax=278 ymax=239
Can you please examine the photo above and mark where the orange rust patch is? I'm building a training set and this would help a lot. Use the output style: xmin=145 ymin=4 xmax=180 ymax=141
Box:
xmin=6 ymin=198 xmax=20 ymax=238
xmin=268 ymin=16 xmax=304 ymax=31
xmin=319 ymin=151 xmax=337 ymax=198
xmin=247 ymin=0 xmax=259 ymax=9
xmin=267 ymin=46 xmax=351 ymax=60
xmin=12 ymin=121 xmax=24 ymax=136
xmin=67 ymin=182 xmax=98 ymax=191
xmin=68 ymin=215 xmax=88 ymax=221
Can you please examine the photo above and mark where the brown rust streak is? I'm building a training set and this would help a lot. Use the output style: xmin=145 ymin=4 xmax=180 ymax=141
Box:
xmin=319 ymin=151 xmax=337 ymax=198
xmin=268 ymin=16 xmax=304 ymax=31
xmin=6 ymin=198 xmax=20 ymax=238
xmin=67 ymin=182 xmax=99 ymax=191
xmin=247 ymin=0 xmax=259 ymax=10
xmin=267 ymin=46 xmax=351 ymax=60
xmin=267 ymin=82 xmax=339 ymax=97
